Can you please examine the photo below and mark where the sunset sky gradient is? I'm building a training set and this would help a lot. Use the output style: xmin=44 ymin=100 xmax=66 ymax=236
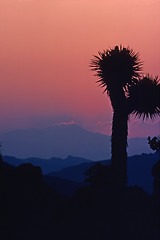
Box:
xmin=0 ymin=0 xmax=160 ymax=137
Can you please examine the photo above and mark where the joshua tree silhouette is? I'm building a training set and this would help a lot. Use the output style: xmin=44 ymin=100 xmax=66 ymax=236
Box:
xmin=91 ymin=45 xmax=160 ymax=190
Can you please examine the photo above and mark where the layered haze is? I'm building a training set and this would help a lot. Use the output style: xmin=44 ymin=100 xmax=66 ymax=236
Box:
xmin=0 ymin=0 xmax=160 ymax=137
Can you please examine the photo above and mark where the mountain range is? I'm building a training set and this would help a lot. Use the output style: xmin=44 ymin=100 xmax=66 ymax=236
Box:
xmin=48 ymin=152 xmax=160 ymax=194
xmin=2 ymin=155 xmax=92 ymax=175
xmin=3 ymin=152 xmax=160 ymax=194
xmin=0 ymin=124 xmax=152 ymax=160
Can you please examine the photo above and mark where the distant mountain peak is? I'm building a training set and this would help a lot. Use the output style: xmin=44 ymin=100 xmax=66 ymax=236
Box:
xmin=0 ymin=124 xmax=152 ymax=160
xmin=54 ymin=120 xmax=76 ymax=127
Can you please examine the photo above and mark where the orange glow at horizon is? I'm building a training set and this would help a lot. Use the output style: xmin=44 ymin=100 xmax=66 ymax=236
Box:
xmin=0 ymin=0 xmax=160 ymax=136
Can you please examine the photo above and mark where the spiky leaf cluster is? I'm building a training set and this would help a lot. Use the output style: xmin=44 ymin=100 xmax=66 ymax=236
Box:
xmin=90 ymin=45 xmax=142 ymax=93
xmin=128 ymin=75 xmax=160 ymax=119
xmin=148 ymin=136 xmax=160 ymax=152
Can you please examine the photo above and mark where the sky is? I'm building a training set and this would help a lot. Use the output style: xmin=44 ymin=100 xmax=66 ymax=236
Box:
xmin=0 ymin=0 xmax=160 ymax=137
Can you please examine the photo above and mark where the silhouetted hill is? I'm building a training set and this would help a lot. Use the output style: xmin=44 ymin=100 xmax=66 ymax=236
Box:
xmin=1 ymin=158 xmax=159 ymax=240
xmin=43 ymin=175 xmax=84 ymax=197
xmin=3 ymin=152 xmax=159 ymax=194
xmin=48 ymin=160 xmax=110 ymax=182
xmin=1 ymin=158 xmax=83 ymax=196
xmin=1 ymin=160 xmax=15 ymax=170
xmin=48 ymin=152 xmax=160 ymax=194
xmin=2 ymin=155 xmax=92 ymax=175
xmin=0 ymin=124 xmax=152 ymax=160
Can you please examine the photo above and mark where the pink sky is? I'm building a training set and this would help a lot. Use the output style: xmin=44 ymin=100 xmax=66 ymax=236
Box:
xmin=0 ymin=0 xmax=160 ymax=137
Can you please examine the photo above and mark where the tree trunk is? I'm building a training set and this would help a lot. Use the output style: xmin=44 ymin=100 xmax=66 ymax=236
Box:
xmin=111 ymin=108 xmax=128 ymax=191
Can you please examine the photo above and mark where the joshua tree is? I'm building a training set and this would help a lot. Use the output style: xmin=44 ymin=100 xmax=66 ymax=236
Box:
xmin=91 ymin=46 xmax=160 ymax=190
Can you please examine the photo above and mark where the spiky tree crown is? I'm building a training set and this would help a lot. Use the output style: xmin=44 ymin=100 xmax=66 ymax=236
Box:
xmin=128 ymin=75 xmax=160 ymax=119
xmin=90 ymin=45 xmax=142 ymax=93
